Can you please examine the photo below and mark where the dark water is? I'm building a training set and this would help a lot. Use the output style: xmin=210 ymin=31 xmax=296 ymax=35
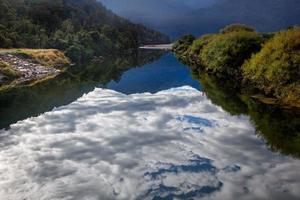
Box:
xmin=0 ymin=50 xmax=300 ymax=200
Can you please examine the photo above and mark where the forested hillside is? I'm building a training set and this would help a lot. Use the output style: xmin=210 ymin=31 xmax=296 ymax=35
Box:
xmin=0 ymin=0 xmax=169 ymax=61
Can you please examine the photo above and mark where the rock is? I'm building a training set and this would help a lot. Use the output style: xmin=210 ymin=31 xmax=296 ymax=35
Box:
xmin=0 ymin=53 xmax=61 ymax=84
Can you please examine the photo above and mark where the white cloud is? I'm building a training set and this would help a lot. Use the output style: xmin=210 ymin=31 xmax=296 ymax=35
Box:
xmin=0 ymin=86 xmax=299 ymax=200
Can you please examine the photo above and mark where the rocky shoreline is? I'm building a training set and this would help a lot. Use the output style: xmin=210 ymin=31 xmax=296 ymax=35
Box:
xmin=0 ymin=53 xmax=61 ymax=84
xmin=139 ymin=44 xmax=173 ymax=50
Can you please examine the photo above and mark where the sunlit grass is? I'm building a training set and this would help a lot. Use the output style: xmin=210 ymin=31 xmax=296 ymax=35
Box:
xmin=0 ymin=60 xmax=21 ymax=80
xmin=0 ymin=48 xmax=70 ymax=69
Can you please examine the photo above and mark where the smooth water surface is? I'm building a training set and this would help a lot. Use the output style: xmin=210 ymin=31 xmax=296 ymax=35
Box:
xmin=107 ymin=53 xmax=201 ymax=94
xmin=0 ymin=50 xmax=199 ymax=129
xmin=0 ymin=50 xmax=299 ymax=200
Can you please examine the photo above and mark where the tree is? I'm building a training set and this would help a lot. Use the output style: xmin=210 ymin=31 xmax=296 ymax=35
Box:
xmin=220 ymin=23 xmax=255 ymax=34
xmin=242 ymin=27 xmax=300 ymax=105
xmin=0 ymin=0 xmax=170 ymax=62
xmin=200 ymin=31 xmax=264 ymax=78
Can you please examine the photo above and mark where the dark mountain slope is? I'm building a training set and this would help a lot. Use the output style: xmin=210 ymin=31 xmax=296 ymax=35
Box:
xmin=185 ymin=0 xmax=300 ymax=35
xmin=99 ymin=0 xmax=300 ymax=38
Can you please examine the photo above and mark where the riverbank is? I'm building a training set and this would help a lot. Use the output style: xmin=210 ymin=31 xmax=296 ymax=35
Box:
xmin=139 ymin=44 xmax=173 ymax=50
xmin=173 ymin=25 xmax=300 ymax=108
xmin=0 ymin=49 xmax=70 ymax=91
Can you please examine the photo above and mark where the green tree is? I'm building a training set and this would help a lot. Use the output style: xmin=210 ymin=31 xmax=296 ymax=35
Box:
xmin=200 ymin=31 xmax=264 ymax=78
xmin=220 ymin=23 xmax=255 ymax=34
xmin=0 ymin=0 xmax=169 ymax=62
xmin=242 ymin=27 xmax=300 ymax=106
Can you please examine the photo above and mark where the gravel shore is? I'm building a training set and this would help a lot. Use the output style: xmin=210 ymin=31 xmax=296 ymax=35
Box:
xmin=0 ymin=53 xmax=60 ymax=83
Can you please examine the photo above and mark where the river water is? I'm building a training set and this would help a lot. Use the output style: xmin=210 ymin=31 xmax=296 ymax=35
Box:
xmin=0 ymin=50 xmax=299 ymax=200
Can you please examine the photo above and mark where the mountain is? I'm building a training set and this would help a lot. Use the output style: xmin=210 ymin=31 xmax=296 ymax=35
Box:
xmin=98 ymin=0 xmax=216 ymax=25
xmin=99 ymin=0 xmax=189 ymax=24
xmin=99 ymin=0 xmax=300 ymax=38
xmin=183 ymin=0 xmax=300 ymax=36
xmin=0 ymin=0 xmax=169 ymax=61
xmin=98 ymin=0 xmax=217 ymax=38
xmin=99 ymin=0 xmax=216 ymax=13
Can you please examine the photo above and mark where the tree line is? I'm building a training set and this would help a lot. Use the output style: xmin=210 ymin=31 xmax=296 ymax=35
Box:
xmin=173 ymin=24 xmax=300 ymax=107
xmin=0 ymin=0 xmax=170 ymax=62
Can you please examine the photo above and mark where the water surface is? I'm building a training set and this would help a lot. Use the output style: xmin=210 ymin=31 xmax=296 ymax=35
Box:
xmin=0 ymin=50 xmax=299 ymax=200
xmin=108 ymin=53 xmax=200 ymax=94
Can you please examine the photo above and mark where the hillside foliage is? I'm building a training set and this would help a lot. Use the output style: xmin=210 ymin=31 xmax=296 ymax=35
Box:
xmin=243 ymin=28 xmax=300 ymax=105
xmin=173 ymin=24 xmax=300 ymax=107
xmin=174 ymin=25 xmax=264 ymax=77
xmin=0 ymin=0 xmax=169 ymax=62
xmin=200 ymin=32 xmax=263 ymax=77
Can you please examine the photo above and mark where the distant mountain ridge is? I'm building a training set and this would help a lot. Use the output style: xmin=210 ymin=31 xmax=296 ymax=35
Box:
xmin=185 ymin=0 xmax=300 ymax=35
xmin=99 ymin=0 xmax=300 ymax=38
xmin=99 ymin=0 xmax=216 ymax=22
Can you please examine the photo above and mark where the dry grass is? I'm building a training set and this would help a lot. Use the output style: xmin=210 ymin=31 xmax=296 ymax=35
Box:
xmin=0 ymin=60 xmax=21 ymax=79
xmin=0 ymin=48 xmax=70 ymax=69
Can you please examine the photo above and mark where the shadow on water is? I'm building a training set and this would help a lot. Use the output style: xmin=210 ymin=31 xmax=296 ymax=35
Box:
xmin=193 ymin=72 xmax=300 ymax=158
xmin=0 ymin=50 xmax=166 ymax=129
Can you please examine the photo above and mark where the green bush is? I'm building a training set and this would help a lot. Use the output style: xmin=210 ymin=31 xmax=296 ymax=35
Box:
xmin=242 ymin=28 xmax=300 ymax=105
xmin=65 ymin=44 xmax=84 ymax=63
xmin=0 ymin=61 xmax=21 ymax=81
xmin=186 ymin=34 xmax=216 ymax=67
xmin=0 ymin=35 xmax=12 ymax=48
xmin=173 ymin=34 xmax=195 ymax=54
xmin=220 ymin=23 xmax=255 ymax=34
xmin=200 ymin=31 xmax=264 ymax=77
xmin=173 ymin=34 xmax=196 ymax=65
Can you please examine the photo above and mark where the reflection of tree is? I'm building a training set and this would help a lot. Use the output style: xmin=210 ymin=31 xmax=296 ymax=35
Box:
xmin=196 ymin=71 xmax=300 ymax=158
xmin=0 ymin=50 xmax=166 ymax=129
xmin=196 ymin=72 xmax=248 ymax=115
xmin=242 ymin=96 xmax=300 ymax=158
xmin=70 ymin=49 xmax=166 ymax=84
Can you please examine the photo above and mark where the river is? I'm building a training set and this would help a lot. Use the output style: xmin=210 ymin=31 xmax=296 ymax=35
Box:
xmin=0 ymin=50 xmax=299 ymax=200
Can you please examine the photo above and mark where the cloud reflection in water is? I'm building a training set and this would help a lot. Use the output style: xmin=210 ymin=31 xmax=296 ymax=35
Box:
xmin=0 ymin=86 xmax=300 ymax=200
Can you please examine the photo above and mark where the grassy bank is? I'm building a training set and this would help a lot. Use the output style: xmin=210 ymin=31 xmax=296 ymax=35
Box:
xmin=173 ymin=24 xmax=300 ymax=108
xmin=0 ymin=48 xmax=70 ymax=90
xmin=0 ymin=49 xmax=70 ymax=68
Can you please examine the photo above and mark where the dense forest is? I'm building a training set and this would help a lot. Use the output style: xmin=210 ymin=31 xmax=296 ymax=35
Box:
xmin=0 ymin=0 xmax=170 ymax=62
xmin=173 ymin=24 xmax=300 ymax=107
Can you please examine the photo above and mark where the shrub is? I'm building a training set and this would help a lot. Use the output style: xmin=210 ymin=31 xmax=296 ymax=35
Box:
xmin=242 ymin=28 xmax=300 ymax=105
xmin=0 ymin=61 xmax=21 ymax=81
xmin=186 ymin=34 xmax=216 ymax=67
xmin=65 ymin=44 xmax=83 ymax=63
xmin=200 ymin=31 xmax=264 ymax=78
xmin=173 ymin=35 xmax=196 ymax=65
xmin=0 ymin=34 xmax=12 ymax=48
xmin=220 ymin=24 xmax=255 ymax=34
xmin=173 ymin=34 xmax=195 ymax=54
